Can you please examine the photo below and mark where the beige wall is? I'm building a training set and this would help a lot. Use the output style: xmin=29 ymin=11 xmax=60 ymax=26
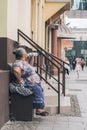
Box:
xmin=31 ymin=0 xmax=45 ymax=48
xmin=0 ymin=0 xmax=31 ymax=42
xmin=44 ymin=2 xmax=67 ymax=21
xmin=17 ymin=0 xmax=31 ymax=47
xmin=31 ymin=0 xmax=37 ymax=42
xmin=37 ymin=0 xmax=44 ymax=47
xmin=0 ymin=0 xmax=7 ymax=37
xmin=0 ymin=0 xmax=70 ymax=51
xmin=0 ymin=0 xmax=45 ymax=48
xmin=7 ymin=0 xmax=18 ymax=40
xmin=18 ymin=0 xmax=31 ymax=37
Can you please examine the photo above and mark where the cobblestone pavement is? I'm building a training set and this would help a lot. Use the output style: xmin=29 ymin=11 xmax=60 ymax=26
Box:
xmin=1 ymin=67 xmax=87 ymax=130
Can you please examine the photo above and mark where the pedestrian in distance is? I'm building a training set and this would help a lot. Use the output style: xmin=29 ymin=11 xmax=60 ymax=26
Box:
xmin=75 ymin=58 xmax=82 ymax=79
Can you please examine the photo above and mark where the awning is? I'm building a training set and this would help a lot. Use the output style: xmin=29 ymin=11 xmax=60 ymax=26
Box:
xmin=44 ymin=2 xmax=70 ymax=22
xmin=57 ymin=23 xmax=76 ymax=39
xmin=61 ymin=39 xmax=73 ymax=49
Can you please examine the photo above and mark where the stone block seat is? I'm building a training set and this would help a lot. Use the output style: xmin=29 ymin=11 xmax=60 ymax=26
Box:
xmin=8 ymin=63 xmax=33 ymax=121
xmin=9 ymin=92 xmax=33 ymax=121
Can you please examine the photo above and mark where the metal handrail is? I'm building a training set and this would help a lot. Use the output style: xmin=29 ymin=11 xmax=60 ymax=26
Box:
xmin=18 ymin=29 xmax=66 ymax=91
xmin=49 ymin=53 xmax=69 ymax=66
xmin=17 ymin=29 xmax=66 ymax=113
xmin=18 ymin=29 xmax=66 ymax=68
xmin=48 ymin=53 xmax=69 ymax=96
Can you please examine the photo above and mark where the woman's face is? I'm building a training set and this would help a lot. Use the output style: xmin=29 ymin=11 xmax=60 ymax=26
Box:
xmin=22 ymin=53 xmax=27 ymax=60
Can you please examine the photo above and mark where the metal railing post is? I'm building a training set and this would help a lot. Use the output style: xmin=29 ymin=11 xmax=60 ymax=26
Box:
xmin=45 ymin=58 xmax=48 ymax=82
xmin=58 ymin=68 xmax=60 ymax=114
xmin=17 ymin=30 xmax=19 ymax=42
xmin=62 ymin=67 xmax=65 ymax=96
xmin=36 ymin=51 xmax=39 ymax=74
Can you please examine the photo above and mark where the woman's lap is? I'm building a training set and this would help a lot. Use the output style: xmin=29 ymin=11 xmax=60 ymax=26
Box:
xmin=24 ymin=81 xmax=44 ymax=106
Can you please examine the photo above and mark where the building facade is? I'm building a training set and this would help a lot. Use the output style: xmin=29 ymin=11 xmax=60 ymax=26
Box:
xmin=0 ymin=0 xmax=71 ymax=49
xmin=0 ymin=0 xmax=72 ymax=128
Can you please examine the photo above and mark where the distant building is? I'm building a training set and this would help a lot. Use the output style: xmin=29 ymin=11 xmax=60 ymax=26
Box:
xmin=64 ymin=0 xmax=87 ymax=59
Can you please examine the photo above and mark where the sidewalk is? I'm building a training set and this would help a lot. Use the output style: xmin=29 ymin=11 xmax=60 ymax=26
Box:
xmin=1 ymin=67 xmax=87 ymax=130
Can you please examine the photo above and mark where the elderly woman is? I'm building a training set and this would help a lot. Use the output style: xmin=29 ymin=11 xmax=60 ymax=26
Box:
xmin=11 ymin=47 xmax=49 ymax=116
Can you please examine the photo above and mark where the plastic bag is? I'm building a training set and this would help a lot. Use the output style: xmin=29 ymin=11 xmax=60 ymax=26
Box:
xmin=9 ymin=82 xmax=33 ymax=96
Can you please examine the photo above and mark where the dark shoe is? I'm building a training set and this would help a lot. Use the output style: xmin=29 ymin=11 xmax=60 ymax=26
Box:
xmin=36 ymin=111 xmax=49 ymax=116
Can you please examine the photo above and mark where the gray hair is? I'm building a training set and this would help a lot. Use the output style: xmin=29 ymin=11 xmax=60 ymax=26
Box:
xmin=13 ymin=47 xmax=27 ymax=59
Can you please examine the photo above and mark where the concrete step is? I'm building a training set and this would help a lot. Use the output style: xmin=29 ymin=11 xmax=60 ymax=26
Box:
xmin=44 ymin=95 xmax=71 ymax=115
xmin=41 ymin=75 xmax=71 ymax=115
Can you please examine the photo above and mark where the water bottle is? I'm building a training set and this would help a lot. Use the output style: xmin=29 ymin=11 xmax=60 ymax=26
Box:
xmin=27 ymin=52 xmax=38 ymax=57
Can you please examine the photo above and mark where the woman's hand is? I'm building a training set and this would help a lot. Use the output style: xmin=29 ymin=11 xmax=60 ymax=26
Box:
xmin=20 ymin=79 xmax=25 ymax=84
xmin=27 ymin=77 xmax=35 ymax=84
